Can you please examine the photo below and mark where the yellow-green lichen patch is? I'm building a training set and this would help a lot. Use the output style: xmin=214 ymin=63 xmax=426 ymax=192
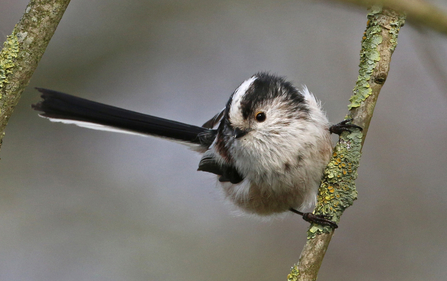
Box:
xmin=287 ymin=264 xmax=300 ymax=281
xmin=308 ymin=129 xmax=362 ymax=239
xmin=0 ymin=33 xmax=19 ymax=94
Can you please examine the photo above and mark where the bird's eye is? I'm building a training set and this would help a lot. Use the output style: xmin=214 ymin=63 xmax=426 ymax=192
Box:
xmin=255 ymin=112 xmax=266 ymax=122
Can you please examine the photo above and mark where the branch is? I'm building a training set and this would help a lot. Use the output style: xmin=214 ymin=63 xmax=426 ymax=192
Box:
xmin=327 ymin=0 xmax=447 ymax=36
xmin=288 ymin=6 xmax=406 ymax=280
xmin=0 ymin=0 xmax=71 ymax=152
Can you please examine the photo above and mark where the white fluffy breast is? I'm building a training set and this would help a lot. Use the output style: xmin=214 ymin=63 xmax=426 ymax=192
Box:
xmin=223 ymin=85 xmax=331 ymax=215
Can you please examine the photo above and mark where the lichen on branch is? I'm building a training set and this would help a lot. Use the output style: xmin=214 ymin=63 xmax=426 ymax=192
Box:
xmin=292 ymin=6 xmax=406 ymax=280
xmin=0 ymin=34 xmax=19 ymax=96
xmin=0 ymin=0 xmax=71 ymax=152
xmin=309 ymin=130 xmax=362 ymax=239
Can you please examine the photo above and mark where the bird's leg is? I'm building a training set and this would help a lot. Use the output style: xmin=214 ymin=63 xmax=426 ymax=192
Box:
xmin=289 ymin=208 xmax=338 ymax=229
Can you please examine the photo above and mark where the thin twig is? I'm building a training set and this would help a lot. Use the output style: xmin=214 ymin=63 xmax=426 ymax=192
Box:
xmin=288 ymin=6 xmax=406 ymax=280
xmin=326 ymin=0 xmax=447 ymax=36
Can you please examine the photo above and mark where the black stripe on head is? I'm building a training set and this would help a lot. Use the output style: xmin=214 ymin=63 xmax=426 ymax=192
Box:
xmin=239 ymin=73 xmax=308 ymax=119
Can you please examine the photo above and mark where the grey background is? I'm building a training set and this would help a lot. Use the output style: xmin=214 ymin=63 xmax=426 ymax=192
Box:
xmin=1 ymin=0 xmax=447 ymax=280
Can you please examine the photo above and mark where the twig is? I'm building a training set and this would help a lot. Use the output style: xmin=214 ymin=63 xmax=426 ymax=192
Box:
xmin=327 ymin=0 xmax=447 ymax=36
xmin=0 ymin=0 xmax=71 ymax=153
xmin=288 ymin=6 xmax=406 ymax=280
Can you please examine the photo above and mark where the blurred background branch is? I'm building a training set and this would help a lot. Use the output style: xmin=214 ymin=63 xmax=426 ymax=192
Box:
xmin=0 ymin=0 xmax=71 ymax=152
xmin=327 ymin=0 xmax=447 ymax=35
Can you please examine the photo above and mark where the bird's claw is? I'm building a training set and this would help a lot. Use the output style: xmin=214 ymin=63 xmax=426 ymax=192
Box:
xmin=302 ymin=213 xmax=338 ymax=229
xmin=329 ymin=119 xmax=363 ymax=135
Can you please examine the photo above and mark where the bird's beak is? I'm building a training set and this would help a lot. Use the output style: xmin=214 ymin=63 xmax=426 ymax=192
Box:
xmin=233 ymin=127 xmax=250 ymax=139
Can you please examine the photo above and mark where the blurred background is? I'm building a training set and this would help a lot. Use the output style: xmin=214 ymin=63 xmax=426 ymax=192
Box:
xmin=1 ymin=0 xmax=447 ymax=280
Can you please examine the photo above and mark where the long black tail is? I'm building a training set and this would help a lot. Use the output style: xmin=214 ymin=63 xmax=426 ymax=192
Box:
xmin=32 ymin=88 xmax=216 ymax=148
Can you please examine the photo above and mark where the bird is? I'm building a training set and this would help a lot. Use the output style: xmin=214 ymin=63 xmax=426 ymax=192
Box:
xmin=32 ymin=72 xmax=360 ymax=228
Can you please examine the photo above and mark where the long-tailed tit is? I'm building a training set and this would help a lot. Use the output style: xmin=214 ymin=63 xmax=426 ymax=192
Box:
xmin=32 ymin=73 xmax=361 ymax=228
